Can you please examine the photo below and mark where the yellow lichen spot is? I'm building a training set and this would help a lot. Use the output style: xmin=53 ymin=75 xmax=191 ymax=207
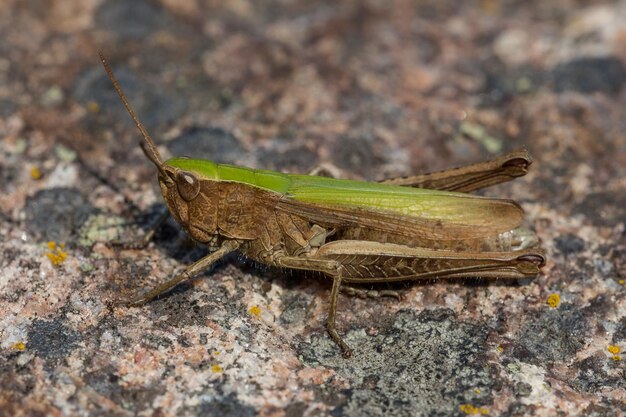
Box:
xmin=248 ymin=305 xmax=261 ymax=319
xmin=46 ymin=241 xmax=68 ymax=266
xmin=87 ymin=101 xmax=100 ymax=113
xmin=607 ymin=346 xmax=621 ymax=361
xmin=12 ymin=342 xmax=26 ymax=351
xmin=497 ymin=345 xmax=504 ymax=353
xmin=213 ymin=351 xmax=220 ymax=356
xmin=460 ymin=404 xmax=489 ymax=415
xmin=211 ymin=364 xmax=223 ymax=373
xmin=474 ymin=388 xmax=481 ymax=394
xmin=546 ymin=293 xmax=560 ymax=308
xmin=30 ymin=166 xmax=42 ymax=180
xmin=618 ymin=279 xmax=625 ymax=285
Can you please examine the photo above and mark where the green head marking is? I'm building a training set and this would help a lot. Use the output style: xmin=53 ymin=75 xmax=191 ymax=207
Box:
xmin=167 ymin=157 xmax=292 ymax=194
xmin=166 ymin=157 xmax=219 ymax=179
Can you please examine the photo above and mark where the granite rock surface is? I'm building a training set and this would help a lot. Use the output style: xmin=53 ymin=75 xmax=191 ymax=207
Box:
xmin=1 ymin=1 xmax=625 ymax=416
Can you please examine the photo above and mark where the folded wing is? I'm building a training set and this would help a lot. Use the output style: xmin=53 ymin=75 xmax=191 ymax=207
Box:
xmin=277 ymin=175 xmax=524 ymax=240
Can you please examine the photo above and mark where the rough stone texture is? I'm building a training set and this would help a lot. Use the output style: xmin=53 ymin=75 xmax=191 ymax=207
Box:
xmin=1 ymin=1 xmax=625 ymax=416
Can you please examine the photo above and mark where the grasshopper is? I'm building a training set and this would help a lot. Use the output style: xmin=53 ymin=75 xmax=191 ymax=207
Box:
xmin=100 ymin=53 xmax=545 ymax=357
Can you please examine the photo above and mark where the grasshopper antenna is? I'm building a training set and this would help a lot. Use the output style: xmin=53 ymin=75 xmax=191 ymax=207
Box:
xmin=99 ymin=52 xmax=171 ymax=180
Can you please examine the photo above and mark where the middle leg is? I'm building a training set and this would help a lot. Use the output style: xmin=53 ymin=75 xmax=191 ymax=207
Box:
xmin=267 ymin=253 xmax=355 ymax=358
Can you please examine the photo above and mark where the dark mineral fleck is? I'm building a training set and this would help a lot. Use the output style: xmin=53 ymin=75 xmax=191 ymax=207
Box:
xmin=24 ymin=188 xmax=96 ymax=244
xmin=197 ymin=393 xmax=257 ymax=417
xmin=552 ymin=57 xmax=626 ymax=95
xmin=73 ymin=66 xmax=186 ymax=130
xmin=554 ymin=234 xmax=585 ymax=255
xmin=28 ymin=318 xmax=80 ymax=363
xmin=512 ymin=304 xmax=588 ymax=366
xmin=94 ymin=0 xmax=170 ymax=39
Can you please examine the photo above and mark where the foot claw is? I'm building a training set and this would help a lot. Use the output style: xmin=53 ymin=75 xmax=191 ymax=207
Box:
xmin=342 ymin=347 xmax=353 ymax=358
xmin=105 ymin=299 xmax=132 ymax=312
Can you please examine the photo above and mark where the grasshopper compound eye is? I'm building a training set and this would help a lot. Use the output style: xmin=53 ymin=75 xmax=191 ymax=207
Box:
xmin=176 ymin=171 xmax=200 ymax=201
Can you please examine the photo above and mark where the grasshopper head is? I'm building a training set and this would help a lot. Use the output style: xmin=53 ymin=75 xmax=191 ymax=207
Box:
xmin=156 ymin=161 xmax=222 ymax=248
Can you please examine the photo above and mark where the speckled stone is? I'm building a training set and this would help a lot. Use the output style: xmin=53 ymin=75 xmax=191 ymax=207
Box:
xmin=1 ymin=1 xmax=625 ymax=416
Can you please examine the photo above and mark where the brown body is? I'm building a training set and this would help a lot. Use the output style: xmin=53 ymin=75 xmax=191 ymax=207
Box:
xmin=158 ymin=163 xmax=543 ymax=285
